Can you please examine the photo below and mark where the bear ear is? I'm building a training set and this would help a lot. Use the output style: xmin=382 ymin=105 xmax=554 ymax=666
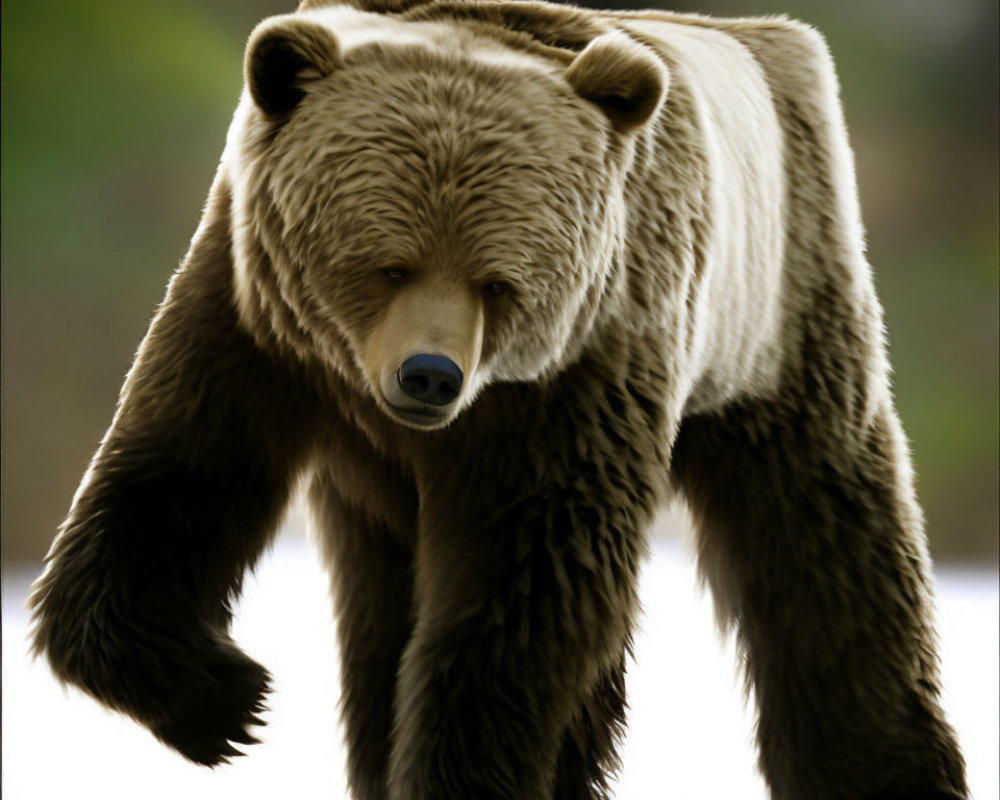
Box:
xmin=565 ymin=32 xmax=668 ymax=134
xmin=245 ymin=16 xmax=341 ymax=117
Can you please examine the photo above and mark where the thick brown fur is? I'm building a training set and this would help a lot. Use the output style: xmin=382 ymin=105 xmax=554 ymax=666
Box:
xmin=30 ymin=1 xmax=966 ymax=798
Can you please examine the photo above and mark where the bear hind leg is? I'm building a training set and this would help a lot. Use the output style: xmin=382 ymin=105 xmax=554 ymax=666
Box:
xmin=671 ymin=398 xmax=967 ymax=799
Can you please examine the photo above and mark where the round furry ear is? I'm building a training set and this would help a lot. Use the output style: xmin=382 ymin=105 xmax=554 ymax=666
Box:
xmin=246 ymin=16 xmax=341 ymax=117
xmin=565 ymin=32 xmax=668 ymax=133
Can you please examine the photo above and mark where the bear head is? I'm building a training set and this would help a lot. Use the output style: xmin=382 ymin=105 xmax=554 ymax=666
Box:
xmin=225 ymin=5 xmax=667 ymax=429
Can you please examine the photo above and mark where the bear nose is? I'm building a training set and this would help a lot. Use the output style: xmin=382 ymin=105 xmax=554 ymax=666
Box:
xmin=397 ymin=354 xmax=464 ymax=406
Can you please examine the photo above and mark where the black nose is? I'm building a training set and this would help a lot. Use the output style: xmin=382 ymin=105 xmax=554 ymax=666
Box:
xmin=397 ymin=354 xmax=464 ymax=406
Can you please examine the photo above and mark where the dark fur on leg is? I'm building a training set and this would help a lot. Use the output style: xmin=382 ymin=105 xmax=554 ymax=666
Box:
xmin=387 ymin=384 xmax=656 ymax=799
xmin=672 ymin=398 xmax=968 ymax=800
xmin=311 ymin=466 xmax=417 ymax=800
xmin=552 ymin=657 xmax=629 ymax=800
xmin=28 ymin=174 xmax=319 ymax=765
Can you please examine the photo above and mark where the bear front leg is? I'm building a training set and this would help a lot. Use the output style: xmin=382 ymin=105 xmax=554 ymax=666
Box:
xmin=311 ymin=468 xmax=417 ymax=800
xmin=28 ymin=175 xmax=318 ymax=765
xmin=671 ymin=398 xmax=968 ymax=800
xmin=552 ymin=656 xmax=629 ymax=800
xmin=388 ymin=485 xmax=645 ymax=800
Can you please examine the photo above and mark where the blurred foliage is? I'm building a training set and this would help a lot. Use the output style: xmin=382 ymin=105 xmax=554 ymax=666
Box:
xmin=1 ymin=0 xmax=997 ymax=562
xmin=1 ymin=0 xmax=291 ymax=564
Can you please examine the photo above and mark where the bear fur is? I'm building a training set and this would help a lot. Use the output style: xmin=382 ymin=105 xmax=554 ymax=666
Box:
xmin=29 ymin=1 xmax=968 ymax=798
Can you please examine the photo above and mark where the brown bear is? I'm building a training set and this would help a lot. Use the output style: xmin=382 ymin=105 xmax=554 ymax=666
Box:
xmin=29 ymin=1 xmax=968 ymax=798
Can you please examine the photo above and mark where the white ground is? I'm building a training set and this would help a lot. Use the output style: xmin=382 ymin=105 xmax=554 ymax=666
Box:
xmin=4 ymin=507 xmax=997 ymax=800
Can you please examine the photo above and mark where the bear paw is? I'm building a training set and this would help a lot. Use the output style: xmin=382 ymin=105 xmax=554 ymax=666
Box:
xmin=149 ymin=648 xmax=272 ymax=766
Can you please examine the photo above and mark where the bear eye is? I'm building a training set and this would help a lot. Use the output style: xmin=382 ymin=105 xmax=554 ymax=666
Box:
xmin=484 ymin=281 xmax=509 ymax=297
xmin=381 ymin=268 xmax=410 ymax=284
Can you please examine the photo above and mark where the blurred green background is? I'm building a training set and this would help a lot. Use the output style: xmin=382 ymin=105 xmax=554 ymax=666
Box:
xmin=1 ymin=0 xmax=997 ymax=563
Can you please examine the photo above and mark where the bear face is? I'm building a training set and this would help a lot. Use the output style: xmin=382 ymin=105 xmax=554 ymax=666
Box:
xmin=227 ymin=7 xmax=666 ymax=428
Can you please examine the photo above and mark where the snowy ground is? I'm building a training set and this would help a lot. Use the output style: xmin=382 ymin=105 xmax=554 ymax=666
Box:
xmin=3 ymin=509 xmax=997 ymax=800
